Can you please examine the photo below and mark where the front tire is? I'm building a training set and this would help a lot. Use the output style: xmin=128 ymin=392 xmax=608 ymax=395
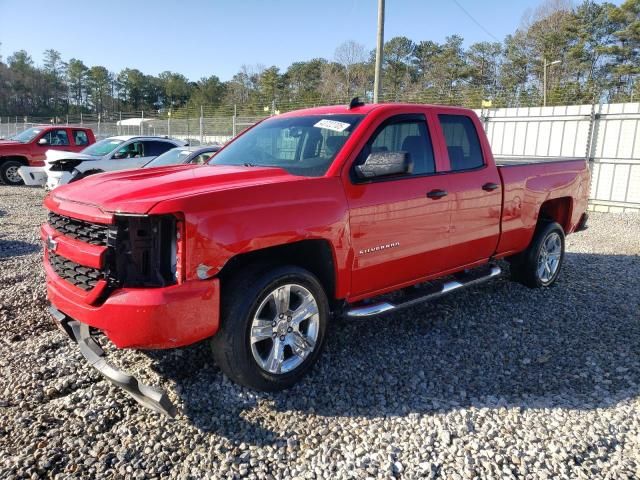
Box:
xmin=211 ymin=265 xmax=329 ymax=391
xmin=510 ymin=221 xmax=565 ymax=288
xmin=0 ymin=160 xmax=25 ymax=185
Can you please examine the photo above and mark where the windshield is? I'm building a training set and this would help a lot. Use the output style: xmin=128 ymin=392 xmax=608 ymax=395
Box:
xmin=81 ymin=138 xmax=125 ymax=156
xmin=145 ymin=148 xmax=192 ymax=167
xmin=9 ymin=127 xmax=44 ymax=143
xmin=210 ymin=114 xmax=364 ymax=177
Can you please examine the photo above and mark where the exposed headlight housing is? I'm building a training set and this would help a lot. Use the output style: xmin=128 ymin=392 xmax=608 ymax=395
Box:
xmin=106 ymin=214 xmax=182 ymax=288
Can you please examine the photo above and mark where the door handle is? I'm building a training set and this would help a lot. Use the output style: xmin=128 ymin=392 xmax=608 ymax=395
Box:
xmin=482 ymin=182 xmax=499 ymax=191
xmin=426 ymin=189 xmax=448 ymax=199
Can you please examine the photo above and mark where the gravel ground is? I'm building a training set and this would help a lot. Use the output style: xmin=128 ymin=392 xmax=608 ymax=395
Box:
xmin=0 ymin=184 xmax=639 ymax=479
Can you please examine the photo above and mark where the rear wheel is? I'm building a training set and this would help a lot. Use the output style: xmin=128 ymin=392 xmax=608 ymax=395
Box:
xmin=0 ymin=160 xmax=25 ymax=185
xmin=211 ymin=265 xmax=329 ymax=391
xmin=509 ymin=221 xmax=565 ymax=288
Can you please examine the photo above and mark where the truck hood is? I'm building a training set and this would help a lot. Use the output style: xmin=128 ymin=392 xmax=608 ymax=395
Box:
xmin=51 ymin=164 xmax=300 ymax=214
xmin=45 ymin=150 xmax=97 ymax=162
xmin=0 ymin=140 xmax=21 ymax=146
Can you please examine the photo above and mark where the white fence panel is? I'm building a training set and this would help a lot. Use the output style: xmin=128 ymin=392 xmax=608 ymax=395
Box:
xmin=476 ymin=102 xmax=640 ymax=213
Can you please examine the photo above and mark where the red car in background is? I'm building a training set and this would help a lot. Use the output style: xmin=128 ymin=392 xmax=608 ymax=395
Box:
xmin=0 ymin=126 xmax=96 ymax=185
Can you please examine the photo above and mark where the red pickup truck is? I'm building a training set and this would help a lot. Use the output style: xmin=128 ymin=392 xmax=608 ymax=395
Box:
xmin=43 ymin=101 xmax=589 ymax=415
xmin=0 ymin=125 xmax=96 ymax=185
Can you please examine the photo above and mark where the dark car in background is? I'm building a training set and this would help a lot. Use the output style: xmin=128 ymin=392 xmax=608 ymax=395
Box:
xmin=143 ymin=145 xmax=221 ymax=168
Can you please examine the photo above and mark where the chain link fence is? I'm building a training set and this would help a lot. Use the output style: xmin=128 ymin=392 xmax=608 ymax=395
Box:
xmin=1 ymin=99 xmax=639 ymax=213
xmin=0 ymin=111 xmax=267 ymax=145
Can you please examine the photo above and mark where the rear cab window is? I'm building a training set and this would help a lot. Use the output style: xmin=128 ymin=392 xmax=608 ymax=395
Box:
xmin=438 ymin=114 xmax=484 ymax=171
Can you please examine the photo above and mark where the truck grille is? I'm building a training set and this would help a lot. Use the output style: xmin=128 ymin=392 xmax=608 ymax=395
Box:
xmin=48 ymin=251 xmax=103 ymax=291
xmin=48 ymin=212 xmax=109 ymax=246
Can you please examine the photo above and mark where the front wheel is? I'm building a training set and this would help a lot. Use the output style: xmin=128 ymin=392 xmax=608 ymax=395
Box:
xmin=509 ymin=221 xmax=565 ymax=288
xmin=211 ymin=265 xmax=329 ymax=391
xmin=0 ymin=160 xmax=25 ymax=185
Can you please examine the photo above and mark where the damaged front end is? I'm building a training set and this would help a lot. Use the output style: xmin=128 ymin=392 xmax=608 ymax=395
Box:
xmin=18 ymin=158 xmax=85 ymax=188
xmin=49 ymin=305 xmax=177 ymax=417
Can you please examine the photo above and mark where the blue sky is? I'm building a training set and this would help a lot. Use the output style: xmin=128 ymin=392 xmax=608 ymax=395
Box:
xmin=0 ymin=0 xmax=616 ymax=81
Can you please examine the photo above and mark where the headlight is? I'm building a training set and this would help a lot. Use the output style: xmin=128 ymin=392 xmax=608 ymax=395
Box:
xmin=49 ymin=159 xmax=82 ymax=172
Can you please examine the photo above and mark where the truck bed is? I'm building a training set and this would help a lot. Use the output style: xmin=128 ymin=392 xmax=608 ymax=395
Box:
xmin=495 ymin=156 xmax=586 ymax=166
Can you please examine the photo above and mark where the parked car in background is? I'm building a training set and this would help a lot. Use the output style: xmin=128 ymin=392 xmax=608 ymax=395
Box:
xmin=0 ymin=126 xmax=95 ymax=185
xmin=143 ymin=145 xmax=221 ymax=168
xmin=42 ymin=101 xmax=590 ymax=416
xmin=19 ymin=135 xmax=186 ymax=190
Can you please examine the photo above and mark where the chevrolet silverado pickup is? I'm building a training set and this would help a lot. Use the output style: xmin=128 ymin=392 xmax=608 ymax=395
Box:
xmin=0 ymin=126 xmax=95 ymax=185
xmin=43 ymin=100 xmax=590 ymax=416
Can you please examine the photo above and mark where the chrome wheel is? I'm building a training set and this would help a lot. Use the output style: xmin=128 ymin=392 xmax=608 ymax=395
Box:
xmin=5 ymin=165 xmax=21 ymax=184
xmin=537 ymin=232 xmax=562 ymax=284
xmin=250 ymin=283 xmax=320 ymax=375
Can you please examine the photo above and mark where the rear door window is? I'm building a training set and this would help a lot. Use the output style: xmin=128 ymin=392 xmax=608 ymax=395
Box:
xmin=73 ymin=130 xmax=89 ymax=146
xmin=438 ymin=114 xmax=484 ymax=171
xmin=143 ymin=141 xmax=175 ymax=157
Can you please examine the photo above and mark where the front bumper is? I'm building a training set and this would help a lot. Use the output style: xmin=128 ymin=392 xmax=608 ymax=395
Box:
xmin=49 ymin=305 xmax=177 ymax=417
xmin=575 ymin=213 xmax=589 ymax=232
xmin=46 ymin=171 xmax=72 ymax=190
xmin=17 ymin=166 xmax=47 ymax=186
xmin=46 ymin=267 xmax=221 ymax=349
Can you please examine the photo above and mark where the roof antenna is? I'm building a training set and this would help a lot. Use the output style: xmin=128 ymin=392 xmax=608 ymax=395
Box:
xmin=348 ymin=97 xmax=365 ymax=109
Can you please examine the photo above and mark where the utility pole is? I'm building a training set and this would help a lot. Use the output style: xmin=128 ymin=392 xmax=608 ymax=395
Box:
xmin=373 ymin=0 xmax=385 ymax=103
xmin=543 ymin=57 xmax=561 ymax=107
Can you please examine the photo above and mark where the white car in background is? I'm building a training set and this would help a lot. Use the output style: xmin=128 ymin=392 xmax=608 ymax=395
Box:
xmin=18 ymin=135 xmax=187 ymax=189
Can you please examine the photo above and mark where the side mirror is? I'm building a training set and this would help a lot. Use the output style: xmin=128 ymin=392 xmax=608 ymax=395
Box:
xmin=354 ymin=151 xmax=411 ymax=180
xmin=38 ymin=138 xmax=49 ymax=145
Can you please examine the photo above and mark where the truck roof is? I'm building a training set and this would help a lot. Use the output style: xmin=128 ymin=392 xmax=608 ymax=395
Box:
xmin=27 ymin=124 xmax=93 ymax=130
xmin=279 ymin=102 xmax=470 ymax=118
xmin=107 ymin=135 xmax=180 ymax=141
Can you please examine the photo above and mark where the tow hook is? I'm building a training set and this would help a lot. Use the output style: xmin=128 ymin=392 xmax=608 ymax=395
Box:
xmin=49 ymin=306 xmax=177 ymax=417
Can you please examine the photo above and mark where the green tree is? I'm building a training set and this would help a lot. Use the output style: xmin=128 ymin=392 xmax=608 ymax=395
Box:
xmin=87 ymin=66 xmax=111 ymax=114
xmin=67 ymin=58 xmax=88 ymax=111
xmin=382 ymin=36 xmax=416 ymax=100
xmin=159 ymin=71 xmax=191 ymax=108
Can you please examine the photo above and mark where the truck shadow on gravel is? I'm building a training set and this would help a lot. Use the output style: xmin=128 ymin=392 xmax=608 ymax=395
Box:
xmin=0 ymin=238 xmax=40 ymax=259
xmin=146 ymin=251 xmax=640 ymax=445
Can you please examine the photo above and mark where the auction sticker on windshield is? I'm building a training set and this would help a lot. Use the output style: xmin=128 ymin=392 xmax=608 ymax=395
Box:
xmin=314 ymin=119 xmax=351 ymax=132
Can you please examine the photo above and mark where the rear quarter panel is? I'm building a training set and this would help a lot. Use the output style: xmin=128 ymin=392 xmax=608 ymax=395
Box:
xmin=496 ymin=159 xmax=589 ymax=256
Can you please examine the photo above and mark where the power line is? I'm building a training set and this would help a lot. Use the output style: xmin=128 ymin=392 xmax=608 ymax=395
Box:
xmin=451 ymin=0 xmax=501 ymax=43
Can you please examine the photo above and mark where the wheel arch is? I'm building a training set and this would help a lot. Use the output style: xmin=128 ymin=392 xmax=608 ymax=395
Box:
xmin=539 ymin=196 xmax=573 ymax=232
xmin=0 ymin=155 xmax=29 ymax=166
xmin=218 ymin=239 xmax=339 ymax=304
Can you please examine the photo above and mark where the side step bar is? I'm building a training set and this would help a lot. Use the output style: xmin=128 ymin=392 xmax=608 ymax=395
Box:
xmin=346 ymin=265 xmax=501 ymax=318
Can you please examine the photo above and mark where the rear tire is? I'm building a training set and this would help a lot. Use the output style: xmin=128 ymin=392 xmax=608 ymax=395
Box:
xmin=0 ymin=160 xmax=25 ymax=185
xmin=211 ymin=265 xmax=329 ymax=391
xmin=509 ymin=221 xmax=565 ymax=288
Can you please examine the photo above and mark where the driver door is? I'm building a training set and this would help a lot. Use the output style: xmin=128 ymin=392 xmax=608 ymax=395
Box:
xmin=344 ymin=113 xmax=453 ymax=298
xmin=109 ymin=141 xmax=147 ymax=170
xmin=35 ymin=129 xmax=73 ymax=162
